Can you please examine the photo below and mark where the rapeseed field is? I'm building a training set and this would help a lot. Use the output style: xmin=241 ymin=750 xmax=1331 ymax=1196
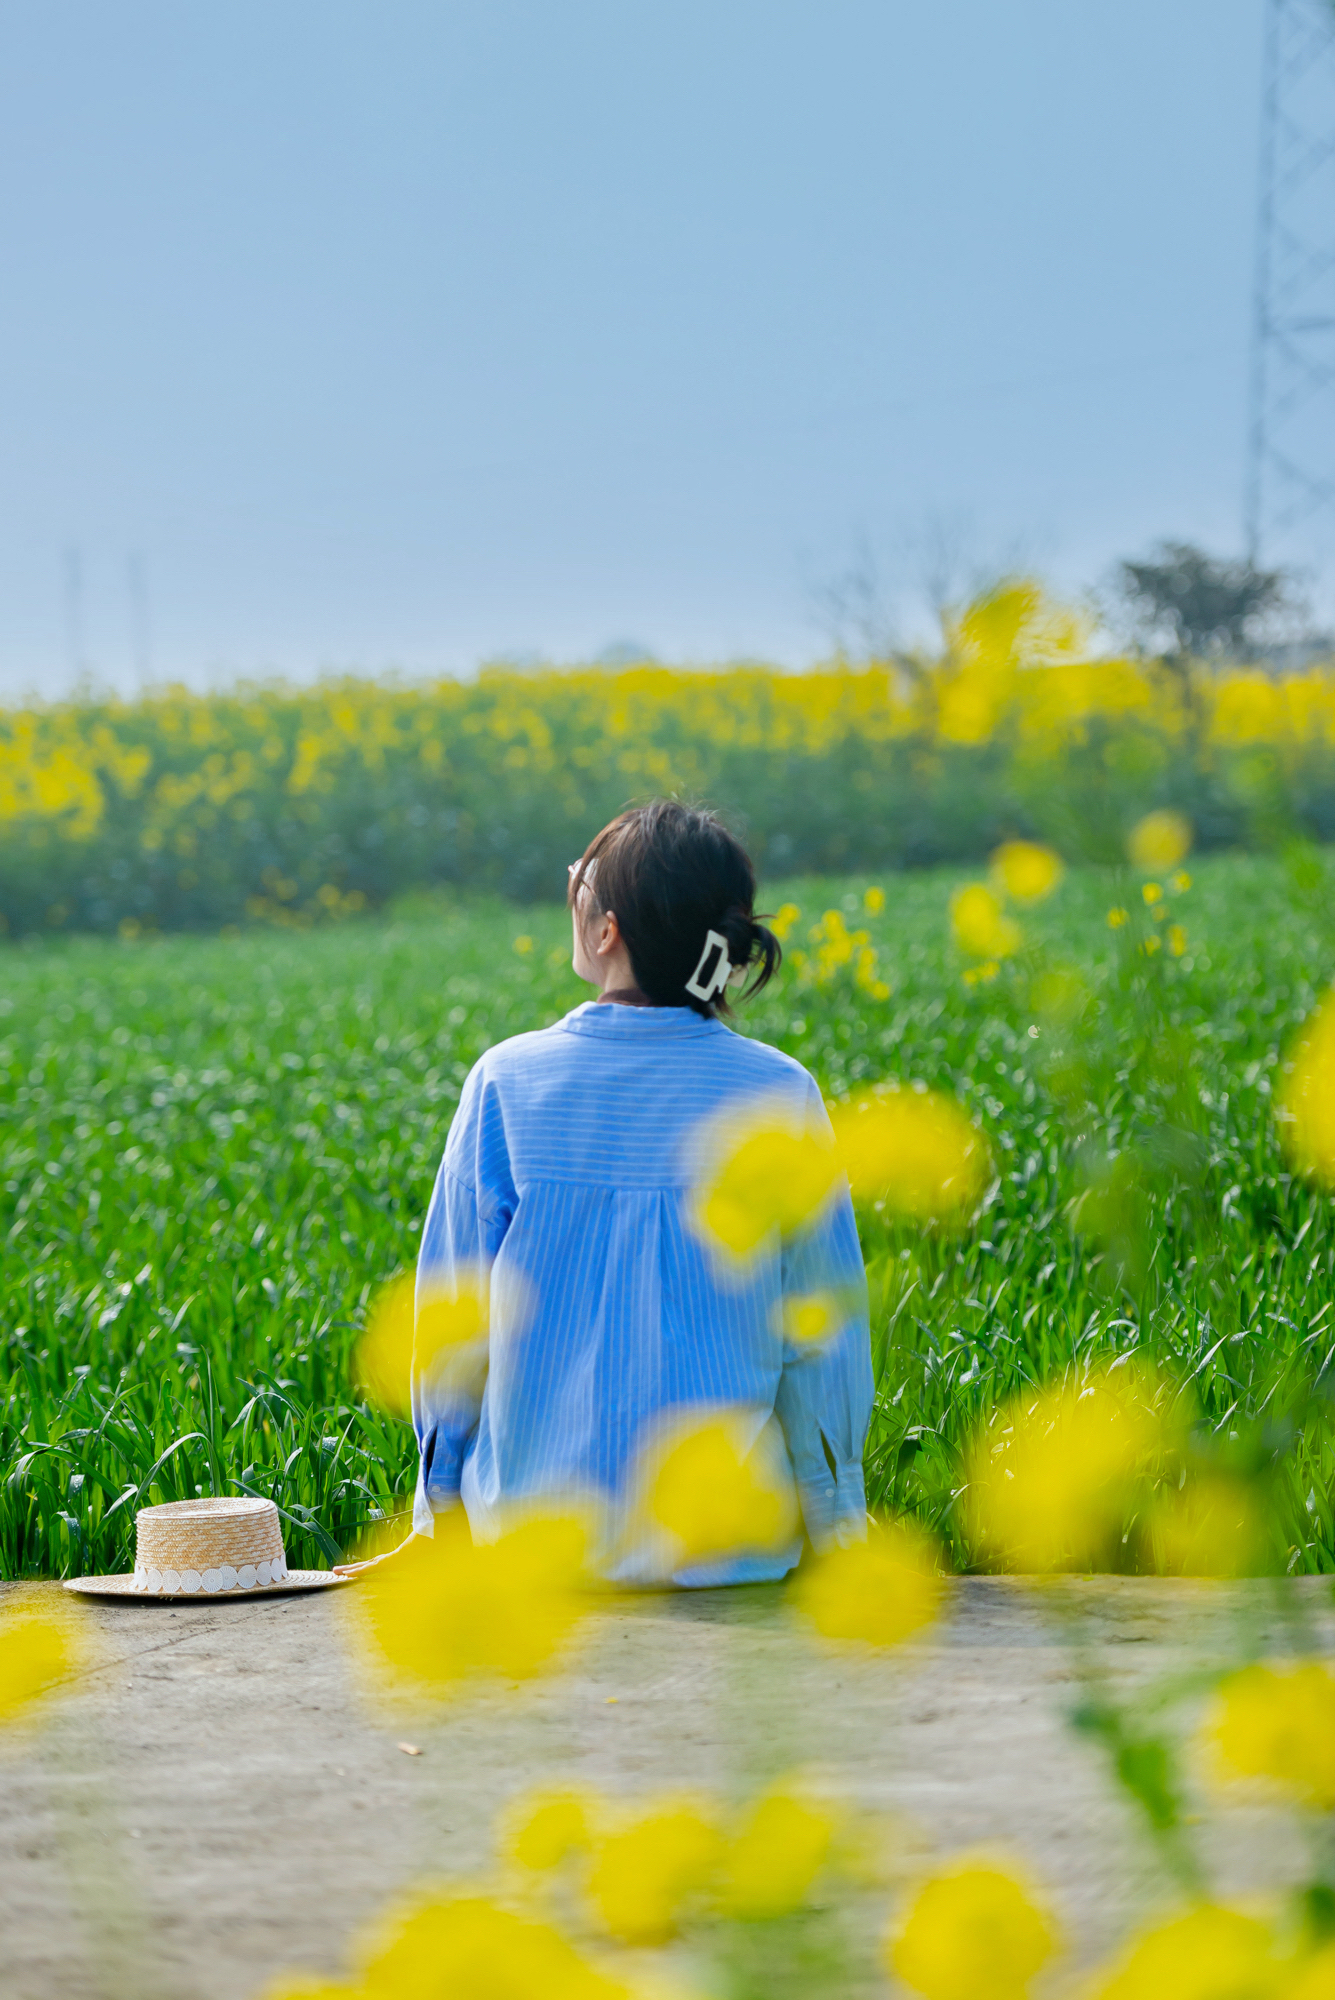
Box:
xmin=5 ymin=845 xmax=1335 ymax=1580
xmin=3 ymin=582 xmax=1335 ymax=935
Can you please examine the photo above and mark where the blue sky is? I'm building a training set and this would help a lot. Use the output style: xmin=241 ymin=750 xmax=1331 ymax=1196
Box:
xmin=0 ymin=2 xmax=1281 ymax=696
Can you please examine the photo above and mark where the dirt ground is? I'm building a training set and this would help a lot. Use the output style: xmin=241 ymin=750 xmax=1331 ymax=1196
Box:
xmin=0 ymin=1576 xmax=1327 ymax=2000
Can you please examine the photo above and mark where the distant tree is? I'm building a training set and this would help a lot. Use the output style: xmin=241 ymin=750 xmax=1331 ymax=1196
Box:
xmin=1113 ymin=541 xmax=1298 ymax=660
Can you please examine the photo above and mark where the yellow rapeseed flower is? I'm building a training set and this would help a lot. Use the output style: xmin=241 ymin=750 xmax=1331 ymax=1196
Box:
xmin=1170 ymin=869 xmax=1192 ymax=893
xmin=0 ymin=1595 xmax=86 ymax=1726
xmin=357 ymin=1891 xmax=627 ymax=2000
xmin=1288 ymin=1943 xmax=1335 ymax=2000
xmin=1168 ymin=924 xmax=1188 ymax=957
xmin=937 ymin=670 xmax=1004 ymax=747
xmin=964 ymin=1368 xmax=1164 ymax=1573
xmin=497 ymin=1792 xmax=595 ymax=1864
xmin=717 ymin=1783 xmax=837 ymax=1920
xmin=691 ymin=1107 xmax=841 ymax=1257
xmin=513 ymin=934 xmax=534 ymax=955
xmin=1142 ymin=881 xmax=1162 ymax=904
xmin=775 ymin=1289 xmax=846 ymax=1347
xmin=350 ymin=1509 xmax=590 ymax=1696
xmin=1206 ymin=1661 xmax=1335 ymax=1809
xmin=990 ymin=841 xmax=1064 ymax=904
xmin=357 ymin=1270 xmax=489 ymax=1419
xmin=645 ymin=1410 xmax=798 ymax=1564
xmin=889 ymin=1862 xmax=1057 ymax=2000
xmin=1127 ymin=809 xmax=1192 ymax=872
xmin=501 ymin=1785 xmax=598 ymax=1871
xmin=1107 ymin=906 xmax=1129 ymax=929
xmin=801 ymin=907 xmax=891 ymax=994
xmin=769 ymin=901 xmax=801 ymax=943
xmin=793 ymin=1519 xmax=942 ymax=1648
xmin=962 ymin=959 xmax=1000 ymax=986
xmin=1090 ymin=1903 xmax=1281 ymax=2000
xmin=829 ymin=1087 xmax=989 ymax=1222
xmin=586 ymin=1799 xmax=723 ymax=1945
xmin=864 ymin=885 xmax=886 ymax=914
xmin=950 ymin=883 xmax=1022 ymax=960
xmin=1277 ymin=989 xmax=1335 ymax=1187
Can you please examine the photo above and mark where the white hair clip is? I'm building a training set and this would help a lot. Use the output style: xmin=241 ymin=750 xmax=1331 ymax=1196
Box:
xmin=685 ymin=929 xmax=735 ymax=1002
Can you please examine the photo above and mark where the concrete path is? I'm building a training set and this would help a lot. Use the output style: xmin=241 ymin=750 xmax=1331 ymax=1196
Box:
xmin=0 ymin=1577 xmax=1326 ymax=2000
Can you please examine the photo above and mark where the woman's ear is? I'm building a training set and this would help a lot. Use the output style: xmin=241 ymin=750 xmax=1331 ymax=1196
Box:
xmin=594 ymin=910 xmax=621 ymax=958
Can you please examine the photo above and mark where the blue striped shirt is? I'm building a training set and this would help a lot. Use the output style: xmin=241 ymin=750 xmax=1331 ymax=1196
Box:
xmin=411 ymin=999 xmax=873 ymax=1584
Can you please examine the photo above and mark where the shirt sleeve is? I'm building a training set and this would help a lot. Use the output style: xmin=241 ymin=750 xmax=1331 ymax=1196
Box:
xmin=772 ymin=1080 xmax=875 ymax=1553
xmin=410 ymin=1061 xmax=517 ymax=1535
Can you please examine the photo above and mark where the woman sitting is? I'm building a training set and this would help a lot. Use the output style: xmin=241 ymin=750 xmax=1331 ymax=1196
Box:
xmin=410 ymin=798 xmax=873 ymax=1585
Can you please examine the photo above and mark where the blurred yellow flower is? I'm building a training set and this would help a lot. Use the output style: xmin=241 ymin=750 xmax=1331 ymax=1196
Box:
xmin=769 ymin=901 xmax=801 ymax=943
xmin=1107 ymin=906 xmax=1128 ymax=929
xmin=357 ymin=1270 xmax=489 ymax=1419
xmin=358 ymin=1892 xmax=626 ymax=2000
xmin=964 ymin=1368 xmax=1164 ymax=1573
xmin=1090 ymin=1903 xmax=1281 ymax=2000
xmin=890 ymin=1862 xmax=1057 ymax=2000
xmin=350 ymin=1509 xmax=590 ymax=1695
xmin=1210 ymin=672 xmax=1286 ymax=747
xmin=829 ymin=1087 xmax=989 ymax=1222
xmin=1142 ymin=934 xmax=1162 ymax=956
xmin=1168 ymin=924 xmax=1188 ymax=957
xmin=1277 ymin=989 xmax=1335 ymax=1187
xmin=586 ymin=1800 xmax=723 ymax=1945
xmin=990 ymin=840 xmax=1064 ymax=904
xmin=798 ymin=907 xmax=891 ymax=997
xmin=692 ymin=1110 xmax=840 ymax=1257
xmin=512 ymin=934 xmax=534 ymax=955
xmin=0 ymin=1596 xmax=86 ymax=1726
xmin=950 ymin=883 xmax=1022 ymax=960
xmin=1144 ymin=1475 xmax=1270 ymax=1579
xmin=864 ymin=884 xmax=886 ymax=914
xmin=775 ymin=1289 xmax=845 ymax=1347
xmin=1127 ymin=809 xmax=1192 ymax=872
xmin=962 ymin=959 xmax=1000 ymax=987
xmin=1170 ymin=869 xmax=1192 ymax=892
xmin=646 ymin=1410 xmax=798 ymax=1564
xmin=501 ymin=1785 xmax=597 ymax=1871
xmin=1206 ymin=1661 xmax=1335 ymax=1809
xmin=1142 ymin=881 xmax=1162 ymax=904
xmin=1288 ymin=1943 xmax=1335 ymax=2000
xmin=938 ymin=671 xmax=1003 ymax=747
xmin=793 ymin=1519 xmax=941 ymax=1648
xmin=717 ymin=1783 xmax=837 ymax=1920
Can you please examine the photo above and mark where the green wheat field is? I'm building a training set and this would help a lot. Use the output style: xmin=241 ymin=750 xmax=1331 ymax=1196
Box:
xmin=5 ymin=847 xmax=1335 ymax=1580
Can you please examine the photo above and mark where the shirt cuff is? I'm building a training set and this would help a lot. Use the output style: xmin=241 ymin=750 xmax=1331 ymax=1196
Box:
xmin=797 ymin=1456 xmax=868 ymax=1553
xmin=413 ymin=1420 xmax=468 ymax=1535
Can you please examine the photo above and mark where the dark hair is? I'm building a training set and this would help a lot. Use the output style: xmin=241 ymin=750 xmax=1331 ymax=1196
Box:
xmin=568 ymin=800 xmax=782 ymax=1017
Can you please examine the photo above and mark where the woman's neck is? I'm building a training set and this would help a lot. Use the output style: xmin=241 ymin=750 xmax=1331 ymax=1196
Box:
xmin=597 ymin=984 xmax=656 ymax=1006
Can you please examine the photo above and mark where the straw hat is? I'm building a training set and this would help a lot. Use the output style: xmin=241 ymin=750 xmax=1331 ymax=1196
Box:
xmin=63 ymin=1497 xmax=349 ymax=1600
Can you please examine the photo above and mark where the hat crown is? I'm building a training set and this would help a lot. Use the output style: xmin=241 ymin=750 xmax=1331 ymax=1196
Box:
xmin=133 ymin=1496 xmax=288 ymax=1596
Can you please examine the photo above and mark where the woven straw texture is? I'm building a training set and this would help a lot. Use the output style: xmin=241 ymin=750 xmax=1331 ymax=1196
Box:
xmin=135 ymin=1497 xmax=283 ymax=1573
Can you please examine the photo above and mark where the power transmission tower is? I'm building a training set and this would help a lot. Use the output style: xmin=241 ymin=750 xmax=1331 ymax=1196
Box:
xmin=1245 ymin=0 xmax=1335 ymax=576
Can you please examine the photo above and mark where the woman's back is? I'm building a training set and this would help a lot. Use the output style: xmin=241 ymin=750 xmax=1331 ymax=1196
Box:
xmin=409 ymin=801 xmax=874 ymax=1585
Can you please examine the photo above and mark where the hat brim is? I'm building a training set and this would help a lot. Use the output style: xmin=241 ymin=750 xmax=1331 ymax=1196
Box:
xmin=62 ymin=1569 xmax=351 ymax=1601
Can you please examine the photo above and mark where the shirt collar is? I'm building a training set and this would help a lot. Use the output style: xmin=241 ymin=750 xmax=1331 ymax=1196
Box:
xmin=559 ymin=1000 xmax=727 ymax=1038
